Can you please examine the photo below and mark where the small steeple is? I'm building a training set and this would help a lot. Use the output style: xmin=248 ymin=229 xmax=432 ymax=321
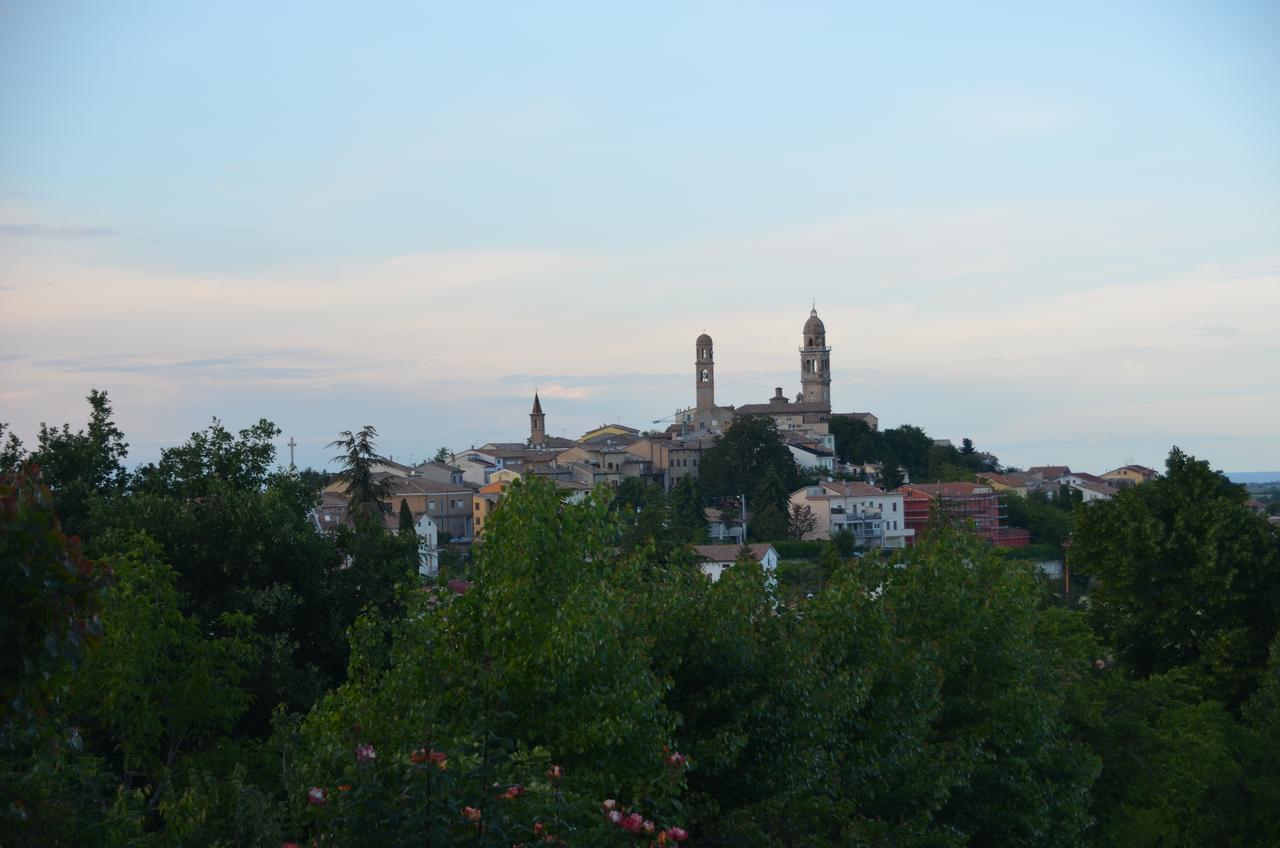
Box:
xmin=529 ymin=391 xmax=546 ymax=447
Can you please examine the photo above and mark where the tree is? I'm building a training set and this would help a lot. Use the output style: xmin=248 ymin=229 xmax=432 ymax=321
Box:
xmin=27 ymin=390 xmax=129 ymax=541
xmin=748 ymin=502 xmax=788 ymax=541
xmin=881 ymin=425 xmax=932 ymax=482
xmin=1073 ymin=446 xmax=1280 ymax=706
xmin=432 ymin=446 xmax=451 ymax=464
xmin=960 ymin=437 xmax=975 ymax=455
xmin=0 ymin=465 xmax=111 ymax=745
xmin=75 ymin=535 xmax=257 ymax=809
xmin=699 ymin=416 xmax=798 ymax=500
xmin=397 ymin=498 xmax=415 ymax=533
xmin=668 ymin=475 xmax=709 ymax=544
xmin=328 ymin=426 xmax=391 ymax=526
xmin=788 ymin=502 xmax=817 ymax=540
xmin=829 ymin=416 xmax=876 ymax=464
xmin=752 ymin=466 xmax=791 ymax=516
xmin=132 ymin=417 xmax=280 ymax=499
xmin=880 ymin=459 xmax=904 ymax=490
xmin=0 ymin=422 xmax=25 ymax=471
xmin=1004 ymin=490 xmax=1072 ymax=547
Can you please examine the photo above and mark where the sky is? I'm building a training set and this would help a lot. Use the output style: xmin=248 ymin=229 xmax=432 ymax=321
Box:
xmin=2 ymin=1 xmax=1278 ymax=474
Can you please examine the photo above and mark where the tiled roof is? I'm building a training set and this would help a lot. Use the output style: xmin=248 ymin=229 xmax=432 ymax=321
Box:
xmin=378 ymin=473 xmax=478 ymax=494
xmin=821 ymin=480 xmax=887 ymax=497
xmin=413 ymin=460 xmax=463 ymax=474
xmin=693 ymin=543 xmax=775 ymax=563
xmin=734 ymin=402 xmax=831 ymax=415
xmin=1072 ymin=480 xmax=1120 ymax=496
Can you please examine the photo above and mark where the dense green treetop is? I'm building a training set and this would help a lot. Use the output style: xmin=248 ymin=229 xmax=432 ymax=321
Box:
xmin=699 ymin=415 xmax=798 ymax=500
xmin=1073 ymin=446 xmax=1280 ymax=707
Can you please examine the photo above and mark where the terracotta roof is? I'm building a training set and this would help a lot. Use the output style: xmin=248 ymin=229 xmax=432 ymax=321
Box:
xmin=693 ymin=543 xmax=775 ymax=563
xmin=978 ymin=472 xmax=1030 ymax=489
xmin=821 ymin=480 xmax=887 ymax=497
xmin=734 ymin=402 xmax=831 ymax=415
xmin=1027 ymin=465 xmax=1071 ymax=480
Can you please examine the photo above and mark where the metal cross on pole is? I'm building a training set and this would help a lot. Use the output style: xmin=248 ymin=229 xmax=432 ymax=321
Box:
xmin=287 ymin=437 xmax=297 ymax=469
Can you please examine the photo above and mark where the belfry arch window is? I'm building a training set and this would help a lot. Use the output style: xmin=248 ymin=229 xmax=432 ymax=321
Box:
xmin=701 ymin=369 xmax=709 ymax=382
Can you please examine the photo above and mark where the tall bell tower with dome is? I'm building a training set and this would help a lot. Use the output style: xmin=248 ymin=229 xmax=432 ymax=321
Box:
xmin=799 ymin=306 xmax=831 ymax=410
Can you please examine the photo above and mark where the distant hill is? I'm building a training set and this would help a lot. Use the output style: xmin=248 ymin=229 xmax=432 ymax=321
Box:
xmin=1226 ymin=471 xmax=1280 ymax=485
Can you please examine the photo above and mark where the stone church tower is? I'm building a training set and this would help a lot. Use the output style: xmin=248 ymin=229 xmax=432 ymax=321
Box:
xmin=799 ymin=307 xmax=831 ymax=409
xmin=529 ymin=392 xmax=545 ymax=447
xmin=695 ymin=332 xmax=715 ymax=409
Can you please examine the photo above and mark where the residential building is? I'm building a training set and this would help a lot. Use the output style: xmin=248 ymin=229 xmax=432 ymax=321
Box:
xmin=704 ymin=507 xmax=744 ymax=543
xmin=1101 ymin=464 xmax=1158 ymax=488
xmin=410 ymin=460 xmax=466 ymax=486
xmin=377 ymin=475 xmax=477 ymax=541
xmin=1069 ymin=479 xmax=1119 ymax=503
xmin=789 ymin=481 xmax=913 ymax=549
xmin=579 ymin=423 xmax=642 ymax=442
xmin=978 ymin=471 xmax=1039 ymax=498
xmin=692 ymin=543 xmax=779 ymax=583
xmin=788 ymin=440 xmax=836 ymax=472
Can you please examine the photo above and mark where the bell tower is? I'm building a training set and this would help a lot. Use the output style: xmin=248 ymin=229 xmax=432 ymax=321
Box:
xmin=529 ymin=392 xmax=546 ymax=447
xmin=799 ymin=307 xmax=831 ymax=409
xmin=695 ymin=332 xmax=715 ymax=409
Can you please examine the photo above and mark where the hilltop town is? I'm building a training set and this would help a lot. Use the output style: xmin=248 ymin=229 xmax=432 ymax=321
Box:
xmin=314 ymin=306 xmax=1179 ymax=580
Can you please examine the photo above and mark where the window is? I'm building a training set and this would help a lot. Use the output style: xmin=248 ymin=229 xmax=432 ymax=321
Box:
xmin=892 ymin=502 xmax=898 ymax=512
xmin=428 ymin=502 xmax=436 ymax=511
xmin=453 ymin=500 xmax=463 ymax=509
xmin=701 ymin=369 xmax=709 ymax=382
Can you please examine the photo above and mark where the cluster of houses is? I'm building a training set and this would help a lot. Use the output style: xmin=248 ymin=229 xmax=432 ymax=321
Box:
xmin=978 ymin=464 xmax=1158 ymax=503
xmin=310 ymin=307 xmax=1165 ymax=582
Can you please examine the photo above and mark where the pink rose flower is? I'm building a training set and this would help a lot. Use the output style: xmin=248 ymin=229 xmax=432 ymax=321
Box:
xmin=307 ymin=786 xmax=327 ymax=805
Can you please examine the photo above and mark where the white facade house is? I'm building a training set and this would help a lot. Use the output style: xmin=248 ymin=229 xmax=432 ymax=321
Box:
xmin=415 ymin=513 xmax=440 ymax=577
xmin=692 ymin=543 xmax=778 ymax=583
xmin=789 ymin=442 xmax=836 ymax=471
xmin=452 ymin=449 xmax=502 ymax=486
xmin=1068 ymin=480 xmax=1118 ymax=503
xmin=789 ymin=481 xmax=914 ymax=549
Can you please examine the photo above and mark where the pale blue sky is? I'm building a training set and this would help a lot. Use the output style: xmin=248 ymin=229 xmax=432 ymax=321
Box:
xmin=2 ymin=1 xmax=1277 ymax=472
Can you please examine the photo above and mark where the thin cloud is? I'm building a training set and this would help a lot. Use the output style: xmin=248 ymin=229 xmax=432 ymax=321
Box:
xmin=29 ymin=354 xmax=330 ymax=381
xmin=0 ymin=223 xmax=118 ymax=239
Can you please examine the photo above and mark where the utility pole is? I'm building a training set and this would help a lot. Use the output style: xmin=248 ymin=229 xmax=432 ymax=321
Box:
xmin=740 ymin=493 xmax=748 ymax=543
